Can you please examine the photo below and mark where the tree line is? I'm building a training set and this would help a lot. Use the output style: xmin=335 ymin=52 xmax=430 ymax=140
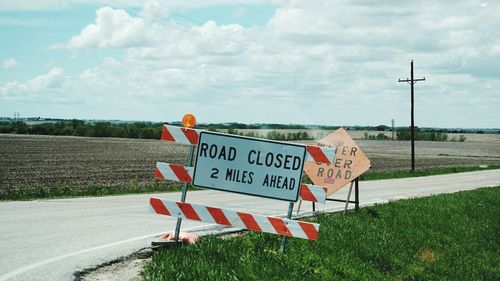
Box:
xmin=0 ymin=121 xmax=488 ymax=142
xmin=222 ymin=128 xmax=313 ymax=141
xmin=0 ymin=120 xmax=162 ymax=139
xmin=363 ymin=128 xmax=466 ymax=142
xmin=0 ymin=121 xmax=315 ymax=141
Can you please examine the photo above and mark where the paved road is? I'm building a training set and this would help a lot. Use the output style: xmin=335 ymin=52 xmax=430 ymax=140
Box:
xmin=1 ymin=170 xmax=499 ymax=281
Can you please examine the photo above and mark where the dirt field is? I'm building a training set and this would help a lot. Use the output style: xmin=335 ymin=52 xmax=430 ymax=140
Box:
xmin=0 ymin=134 xmax=189 ymax=191
xmin=352 ymin=138 xmax=500 ymax=171
xmin=1 ymin=132 xmax=499 ymax=193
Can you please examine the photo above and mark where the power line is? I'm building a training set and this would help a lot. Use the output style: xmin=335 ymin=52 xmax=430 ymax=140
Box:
xmin=238 ymin=1 xmax=352 ymax=46
xmin=147 ymin=0 xmax=325 ymax=64
xmin=102 ymin=0 xmax=308 ymax=65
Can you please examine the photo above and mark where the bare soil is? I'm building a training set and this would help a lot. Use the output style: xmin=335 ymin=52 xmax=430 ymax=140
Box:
xmin=354 ymin=139 xmax=500 ymax=172
xmin=1 ymin=132 xmax=499 ymax=193
xmin=0 ymin=134 xmax=189 ymax=191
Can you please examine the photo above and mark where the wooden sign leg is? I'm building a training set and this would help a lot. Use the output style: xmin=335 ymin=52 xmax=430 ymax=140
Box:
xmin=296 ymin=199 xmax=303 ymax=215
xmin=355 ymin=178 xmax=360 ymax=212
xmin=344 ymin=181 xmax=354 ymax=214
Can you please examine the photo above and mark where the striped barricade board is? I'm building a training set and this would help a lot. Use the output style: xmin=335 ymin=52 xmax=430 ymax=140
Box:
xmin=161 ymin=124 xmax=336 ymax=164
xmin=150 ymin=197 xmax=320 ymax=240
xmin=155 ymin=162 xmax=327 ymax=203
xmin=153 ymin=124 xmax=331 ymax=244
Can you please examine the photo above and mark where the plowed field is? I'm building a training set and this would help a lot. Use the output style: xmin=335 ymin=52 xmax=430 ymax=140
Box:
xmin=0 ymin=134 xmax=188 ymax=192
xmin=1 ymin=132 xmax=499 ymax=194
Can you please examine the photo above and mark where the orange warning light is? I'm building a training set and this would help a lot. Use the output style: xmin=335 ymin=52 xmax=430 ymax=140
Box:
xmin=182 ymin=113 xmax=197 ymax=128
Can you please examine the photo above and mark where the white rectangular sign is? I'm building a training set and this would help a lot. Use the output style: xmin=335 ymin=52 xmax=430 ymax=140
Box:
xmin=192 ymin=131 xmax=306 ymax=202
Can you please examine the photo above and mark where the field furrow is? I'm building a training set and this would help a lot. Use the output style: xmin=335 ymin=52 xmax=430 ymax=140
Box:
xmin=1 ymin=133 xmax=499 ymax=193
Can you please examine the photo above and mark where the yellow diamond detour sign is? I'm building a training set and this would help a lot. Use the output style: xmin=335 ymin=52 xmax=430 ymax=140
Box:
xmin=304 ymin=128 xmax=371 ymax=196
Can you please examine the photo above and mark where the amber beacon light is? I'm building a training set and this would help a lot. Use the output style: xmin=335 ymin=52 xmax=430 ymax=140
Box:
xmin=182 ymin=113 xmax=197 ymax=128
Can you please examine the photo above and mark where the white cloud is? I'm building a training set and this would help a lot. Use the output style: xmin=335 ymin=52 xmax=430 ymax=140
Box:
xmin=2 ymin=1 xmax=500 ymax=127
xmin=27 ymin=67 xmax=64 ymax=91
xmin=67 ymin=7 xmax=154 ymax=48
xmin=67 ymin=6 xmax=247 ymax=57
xmin=0 ymin=67 xmax=65 ymax=100
xmin=2 ymin=58 xmax=20 ymax=69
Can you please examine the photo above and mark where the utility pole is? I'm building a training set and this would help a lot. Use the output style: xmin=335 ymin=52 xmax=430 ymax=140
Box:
xmin=398 ymin=60 xmax=425 ymax=172
xmin=391 ymin=119 xmax=395 ymax=140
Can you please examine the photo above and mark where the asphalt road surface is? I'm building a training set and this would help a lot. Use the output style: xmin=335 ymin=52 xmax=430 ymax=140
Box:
xmin=1 ymin=169 xmax=499 ymax=281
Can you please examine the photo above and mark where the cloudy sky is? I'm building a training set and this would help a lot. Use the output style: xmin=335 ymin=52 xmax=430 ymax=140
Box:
xmin=0 ymin=0 xmax=498 ymax=128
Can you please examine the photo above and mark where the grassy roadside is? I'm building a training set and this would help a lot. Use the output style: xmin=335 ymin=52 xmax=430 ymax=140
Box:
xmin=360 ymin=164 xmax=500 ymax=181
xmin=0 ymin=180 xmax=186 ymax=201
xmin=142 ymin=186 xmax=500 ymax=281
xmin=1 ymin=165 xmax=499 ymax=201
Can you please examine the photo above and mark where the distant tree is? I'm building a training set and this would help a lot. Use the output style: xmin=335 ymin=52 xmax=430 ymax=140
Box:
xmin=301 ymin=131 xmax=309 ymax=140
xmin=12 ymin=121 xmax=29 ymax=134
xmin=74 ymin=125 xmax=87 ymax=136
xmin=396 ymin=128 xmax=412 ymax=140
xmin=227 ymin=128 xmax=238 ymax=135
xmin=70 ymin=119 xmax=85 ymax=129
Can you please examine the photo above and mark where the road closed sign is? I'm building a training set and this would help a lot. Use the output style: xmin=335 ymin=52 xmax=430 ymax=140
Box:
xmin=192 ymin=131 xmax=306 ymax=202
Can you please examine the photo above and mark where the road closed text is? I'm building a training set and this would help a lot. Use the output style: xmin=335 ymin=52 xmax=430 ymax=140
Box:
xmin=193 ymin=132 xmax=305 ymax=202
xmin=198 ymin=143 xmax=302 ymax=190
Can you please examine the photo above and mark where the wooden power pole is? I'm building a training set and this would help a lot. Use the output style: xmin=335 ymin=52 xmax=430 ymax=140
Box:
xmin=399 ymin=60 xmax=425 ymax=172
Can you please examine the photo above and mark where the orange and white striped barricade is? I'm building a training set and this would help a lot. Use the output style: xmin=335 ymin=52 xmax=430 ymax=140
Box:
xmin=150 ymin=198 xmax=320 ymax=240
xmin=155 ymin=162 xmax=327 ymax=203
xmin=161 ymin=124 xmax=200 ymax=145
xmin=154 ymin=124 xmax=334 ymax=252
xmin=155 ymin=162 xmax=194 ymax=184
xmin=298 ymin=183 xmax=327 ymax=204
xmin=160 ymin=124 xmax=336 ymax=164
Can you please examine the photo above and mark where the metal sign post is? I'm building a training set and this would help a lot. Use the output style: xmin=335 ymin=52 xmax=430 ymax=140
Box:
xmin=164 ymin=113 xmax=198 ymax=246
xmin=174 ymin=145 xmax=196 ymax=242
xmin=279 ymin=202 xmax=295 ymax=253
xmin=324 ymin=177 xmax=360 ymax=213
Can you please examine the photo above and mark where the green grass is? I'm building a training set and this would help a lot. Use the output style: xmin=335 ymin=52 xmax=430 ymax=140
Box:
xmin=360 ymin=164 xmax=500 ymax=181
xmin=2 ymin=165 xmax=499 ymax=201
xmin=0 ymin=179 xmax=187 ymax=201
xmin=142 ymin=186 xmax=500 ymax=281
